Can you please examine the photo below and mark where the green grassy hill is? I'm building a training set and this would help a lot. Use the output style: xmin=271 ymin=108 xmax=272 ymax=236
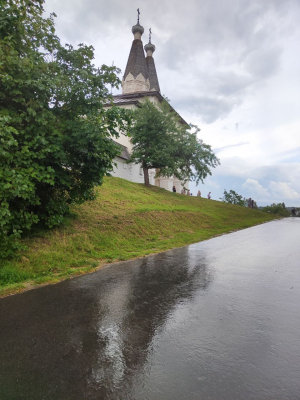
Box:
xmin=0 ymin=177 xmax=278 ymax=296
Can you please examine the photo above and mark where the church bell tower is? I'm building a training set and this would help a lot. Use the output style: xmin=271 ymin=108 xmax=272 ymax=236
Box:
xmin=122 ymin=10 xmax=160 ymax=94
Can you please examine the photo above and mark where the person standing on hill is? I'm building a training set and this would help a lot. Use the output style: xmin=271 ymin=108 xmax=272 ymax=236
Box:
xmin=172 ymin=186 xmax=176 ymax=193
xmin=207 ymin=192 xmax=211 ymax=199
xmin=197 ymin=190 xmax=201 ymax=197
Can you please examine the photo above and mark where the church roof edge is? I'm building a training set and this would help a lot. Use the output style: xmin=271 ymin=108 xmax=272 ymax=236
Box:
xmin=104 ymin=92 xmax=189 ymax=126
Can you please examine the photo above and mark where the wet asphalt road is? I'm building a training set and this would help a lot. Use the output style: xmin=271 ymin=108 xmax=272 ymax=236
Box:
xmin=1 ymin=218 xmax=300 ymax=400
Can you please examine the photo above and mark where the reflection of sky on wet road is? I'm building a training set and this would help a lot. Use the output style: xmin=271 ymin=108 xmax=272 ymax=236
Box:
xmin=0 ymin=219 xmax=300 ymax=399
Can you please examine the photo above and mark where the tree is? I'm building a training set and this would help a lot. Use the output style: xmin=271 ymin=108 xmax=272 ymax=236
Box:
xmin=0 ymin=0 xmax=130 ymax=257
xmin=220 ymin=190 xmax=245 ymax=206
xmin=262 ymin=203 xmax=289 ymax=217
xmin=128 ymin=99 xmax=220 ymax=186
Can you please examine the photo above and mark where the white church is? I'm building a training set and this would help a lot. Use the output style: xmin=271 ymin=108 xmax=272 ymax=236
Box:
xmin=104 ymin=13 xmax=189 ymax=193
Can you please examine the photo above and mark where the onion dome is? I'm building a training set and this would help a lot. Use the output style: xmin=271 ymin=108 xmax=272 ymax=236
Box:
xmin=144 ymin=42 xmax=155 ymax=53
xmin=132 ymin=23 xmax=144 ymax=36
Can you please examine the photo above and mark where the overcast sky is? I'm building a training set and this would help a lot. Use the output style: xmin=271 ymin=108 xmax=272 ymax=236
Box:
xmin=44 ymin=0 xmax=300 ymax=206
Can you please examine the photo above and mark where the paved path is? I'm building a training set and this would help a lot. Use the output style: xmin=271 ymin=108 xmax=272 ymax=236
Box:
xmin=1 ymin=218 xmax=300 ymax=399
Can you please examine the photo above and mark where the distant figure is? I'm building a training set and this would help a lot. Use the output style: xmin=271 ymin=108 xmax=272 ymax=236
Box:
xmin=187 ymin=190 xmax=190 ymax=196
xmin=251 ymin=199 xmax=254 ymax=209
xmin=292 ymin=207 xmax=296 ymax=216
xmin=197 ymin=190 xmax=201 ymax=197
xmin=207 ymin=192 xmax=211 ymax=199
xmin=181 ymin=188 xmax=185 ymax=194
xmin=248 ymin=197 xmax=252 ymax=208
xmin=172 ymin=186 xmax=176 ymax=193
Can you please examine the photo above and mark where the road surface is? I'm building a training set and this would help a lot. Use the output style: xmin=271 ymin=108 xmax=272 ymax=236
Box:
xmin=1 ymin=218 xmax=300 ymax=399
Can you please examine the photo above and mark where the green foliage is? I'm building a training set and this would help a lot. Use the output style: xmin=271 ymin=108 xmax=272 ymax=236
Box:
xmin=262 ymin=203 xmax=290 ymax=216
xmin=129 ymin=100 xmax=177 ymax=175
xmin=0 ymin=0 xmax=130 ymax=257
xmin=164 ymin=123 xmax=220 ymax=186
xmin=128 ymin=99 xmax=220 ymax=185
xmin=220 ymin=189 xmax=245 ymax=206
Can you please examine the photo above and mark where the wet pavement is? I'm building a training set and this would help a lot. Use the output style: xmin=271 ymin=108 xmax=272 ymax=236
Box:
xmin=1 ymin=218 xmax=300 ymax=399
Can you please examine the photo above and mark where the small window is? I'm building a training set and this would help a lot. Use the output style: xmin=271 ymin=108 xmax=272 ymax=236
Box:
xmin=139 ymin=166 xmax=143 ymax=176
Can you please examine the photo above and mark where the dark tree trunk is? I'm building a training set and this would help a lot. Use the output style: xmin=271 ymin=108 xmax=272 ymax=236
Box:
xmin=142 ymin=162 xmax=150 ymax=186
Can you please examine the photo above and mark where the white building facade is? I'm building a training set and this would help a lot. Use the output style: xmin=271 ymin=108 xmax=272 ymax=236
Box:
xmin=104 ymin=17 xmax=188 ymax=193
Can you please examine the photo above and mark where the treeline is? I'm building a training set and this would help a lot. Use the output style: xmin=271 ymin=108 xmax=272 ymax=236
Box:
xmin=260 ymin=203 xmax=295 ymax=217
xmin=220 ymin=191 xmax=296 ymax=217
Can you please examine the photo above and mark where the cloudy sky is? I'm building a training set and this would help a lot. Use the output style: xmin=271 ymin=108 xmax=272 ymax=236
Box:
xmin=44 ymin=0 xmax=300 ymax=206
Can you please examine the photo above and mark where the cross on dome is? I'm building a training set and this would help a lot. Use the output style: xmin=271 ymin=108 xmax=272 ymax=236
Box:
xmin=144 ymin=28 xmax=155 ymax=54
xmin=132 ymin=8 xmax=144 ymax=36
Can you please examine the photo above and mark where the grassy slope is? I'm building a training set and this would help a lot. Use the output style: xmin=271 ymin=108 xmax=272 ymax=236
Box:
xmin=0 ymin=177 xmax=278 ymax=296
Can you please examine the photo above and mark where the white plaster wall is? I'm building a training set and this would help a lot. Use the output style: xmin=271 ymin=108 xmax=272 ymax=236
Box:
xmin=110 ymin=157 xmax=142 ymax=183
xmin=122 ymin=73 xmax=150 ymax=94
xmin=111 ymin=157 xmax=155 ymax=185
xmin=155 ymin=176 xmax=189 ymax=193
xmin=157 ymin=177 xmax=173 ymax=192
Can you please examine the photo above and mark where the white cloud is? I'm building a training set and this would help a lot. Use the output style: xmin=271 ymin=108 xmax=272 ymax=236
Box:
xmin=269 ymin=181 xmax=300 ymax=200
xmin=242 ymin=179 xmax=270 ymax=199
xmin=240 ymin=178 xmax=300 ymax=204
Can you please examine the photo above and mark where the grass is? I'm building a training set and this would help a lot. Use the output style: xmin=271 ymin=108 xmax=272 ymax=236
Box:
xmin=0 ymin=177 xmax=279 ymax=296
